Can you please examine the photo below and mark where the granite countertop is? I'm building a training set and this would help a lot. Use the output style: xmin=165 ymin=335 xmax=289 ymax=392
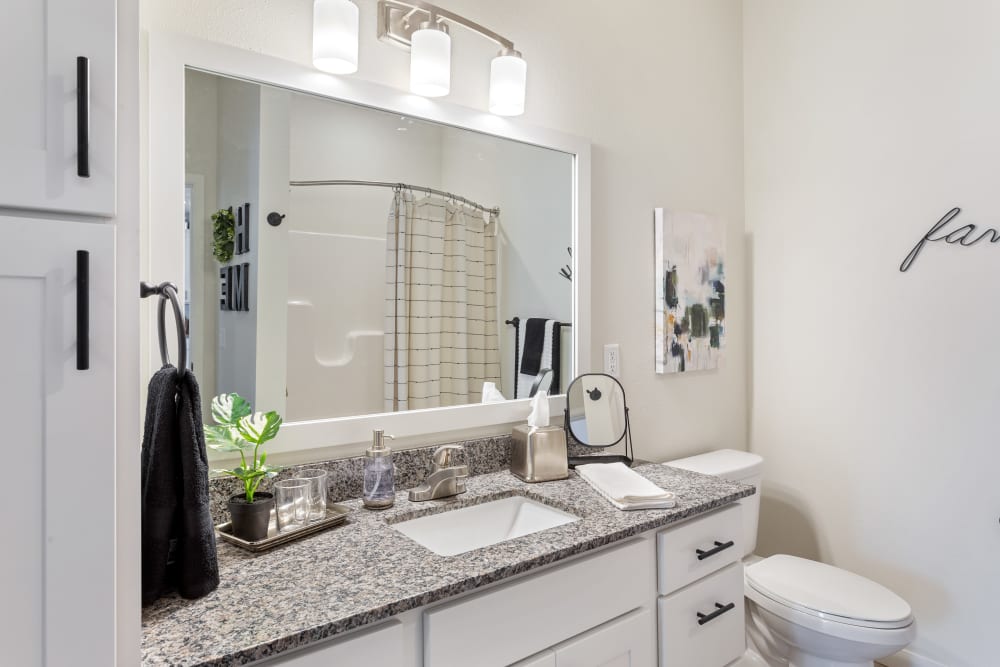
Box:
xmin=142 ymin=463 xmax=755 ymax=666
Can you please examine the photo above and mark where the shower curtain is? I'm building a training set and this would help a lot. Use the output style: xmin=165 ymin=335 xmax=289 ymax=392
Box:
xmin=384 ymin=192 xmax=501 ymax=411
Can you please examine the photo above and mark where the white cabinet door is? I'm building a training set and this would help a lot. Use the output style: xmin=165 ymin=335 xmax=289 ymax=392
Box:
xmin=0 ymin=217 xmax=116 ymax=666
xmin=555 ymin=608 xmax=656 ymax=667
xmin=0 ymin=0 xmax=115 ymax=216
xmin=513 ymin=650 xmax=557 ymax=667
xmin=260 ymin=620 xmax=404 ymax=665
xmin=423 ymin=538 xmax=654 ymax=667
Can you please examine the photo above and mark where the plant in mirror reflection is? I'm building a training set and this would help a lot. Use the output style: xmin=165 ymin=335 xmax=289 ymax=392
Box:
xmin=205 ymin=392 xmax=283 ymax=502
xmin=211 ymin=208 xmax=235 ymax=263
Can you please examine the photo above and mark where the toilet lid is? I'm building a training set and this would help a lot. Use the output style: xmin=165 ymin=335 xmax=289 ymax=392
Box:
xmin=746 ymin=555 xmax=912 ymax=626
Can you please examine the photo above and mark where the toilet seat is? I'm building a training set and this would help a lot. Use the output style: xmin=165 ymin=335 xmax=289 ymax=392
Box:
xmin=745 ymin=555 xmax=914 ymax=637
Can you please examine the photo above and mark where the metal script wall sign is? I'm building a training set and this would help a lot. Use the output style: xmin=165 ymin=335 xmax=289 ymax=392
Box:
xmin=901 ymin=207 xmax=1000 ymax=272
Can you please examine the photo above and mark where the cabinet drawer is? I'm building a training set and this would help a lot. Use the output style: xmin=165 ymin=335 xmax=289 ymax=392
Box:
xmin=424 ymin=538 xmax=654 ymax=667
xmin=657 ymin=504 xmax=742 ymax=595
xmin=658 ymin=563 xmax=745 ymax=667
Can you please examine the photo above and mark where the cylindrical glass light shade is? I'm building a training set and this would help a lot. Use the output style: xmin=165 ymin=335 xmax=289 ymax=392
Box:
xmin=410 ymin=23 xmax=451 ymax=97
xmin=313 ymin=0 xmax=359 ymax=75
xmin=489 ymin=50 xmax=527 ymax=116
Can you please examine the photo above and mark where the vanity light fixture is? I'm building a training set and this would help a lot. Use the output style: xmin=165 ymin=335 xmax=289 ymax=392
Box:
xmin=376 ymin=0 xmax=527 ymax=115
xmin=409 ymin=21 xmax=451 ymax=97
xmin=313 ymin=0 xmax=360 ymax=75
xmin=489 ymin=49 xmax=527 ymax=116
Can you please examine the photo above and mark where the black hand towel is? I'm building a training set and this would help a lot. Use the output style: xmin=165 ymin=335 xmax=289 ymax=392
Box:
xmin=140 ymin=366 xmax=178 ymax=606
xmin=551 ymin=322 xmax=563 ymax=394
xmin=520 ymin=318 xmax=547 ymax=376
xmin=173 ymin=370 xmax=220 ymax=600
xmin=140 ymin=365 xmax=219 ymax=606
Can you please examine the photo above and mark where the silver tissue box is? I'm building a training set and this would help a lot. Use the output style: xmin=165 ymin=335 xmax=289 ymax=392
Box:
xmin=511 ymin=425 xmax=569 ymax=483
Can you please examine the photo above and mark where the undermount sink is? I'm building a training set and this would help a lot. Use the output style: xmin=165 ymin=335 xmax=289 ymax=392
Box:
xmin=391 ymin=495 xmax=580 ymax=556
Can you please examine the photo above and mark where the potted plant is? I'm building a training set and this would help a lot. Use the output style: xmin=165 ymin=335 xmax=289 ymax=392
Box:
xmin=205 ymin=392 xmax=282 ymax=541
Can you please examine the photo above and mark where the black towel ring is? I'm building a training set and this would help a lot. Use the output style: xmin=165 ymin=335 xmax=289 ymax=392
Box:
xmin=140 ymin=281 xmax=187 ymax=378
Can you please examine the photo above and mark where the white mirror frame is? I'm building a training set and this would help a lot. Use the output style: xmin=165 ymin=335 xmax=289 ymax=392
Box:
xmin=147 ymin=32 xmax=591 ymax=456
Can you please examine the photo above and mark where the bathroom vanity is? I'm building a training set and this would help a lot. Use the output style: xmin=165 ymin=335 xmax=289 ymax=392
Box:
xmin=141 ymin=31 xmax=751 ymax=667
xmin=141 ymin=464 xmax=753 ymax=666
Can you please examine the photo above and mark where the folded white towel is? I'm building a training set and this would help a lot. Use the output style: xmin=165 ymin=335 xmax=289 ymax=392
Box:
xmin=576 ymin=463 xmax=677 ymax=510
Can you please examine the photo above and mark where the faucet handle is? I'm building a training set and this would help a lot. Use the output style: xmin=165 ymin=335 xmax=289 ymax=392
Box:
xmin=433 ymin=444 xmax=464 ymax=468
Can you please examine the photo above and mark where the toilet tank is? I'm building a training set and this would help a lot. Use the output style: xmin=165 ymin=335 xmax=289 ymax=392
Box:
xmin=664 ymin=449 xmax=763 ymax=557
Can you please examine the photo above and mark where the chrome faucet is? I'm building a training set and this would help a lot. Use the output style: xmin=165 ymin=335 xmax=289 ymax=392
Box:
xmin=408 ymin=445 xmax=469 ymax=501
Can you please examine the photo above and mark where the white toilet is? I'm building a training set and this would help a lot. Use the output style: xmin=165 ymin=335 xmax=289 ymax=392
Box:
xmin=666 ymin=449 xmax=916 ymax=667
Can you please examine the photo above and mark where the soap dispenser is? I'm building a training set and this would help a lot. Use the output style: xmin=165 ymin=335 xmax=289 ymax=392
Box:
xmin=363 ymin=429 xmax=395 ymax=509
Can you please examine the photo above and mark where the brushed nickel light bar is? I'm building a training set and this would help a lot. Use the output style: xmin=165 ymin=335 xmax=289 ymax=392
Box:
xmin=311 ymin=1 xmax=527 ymax=114
xmin=374 ymin=0 xmax=527 ymax=114
xmin=376 ymin=0 xmax=514 ymax=51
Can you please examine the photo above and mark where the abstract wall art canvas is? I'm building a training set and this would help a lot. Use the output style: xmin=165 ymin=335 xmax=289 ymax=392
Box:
xmin=654 ymin=208 xmax=726 ymax=374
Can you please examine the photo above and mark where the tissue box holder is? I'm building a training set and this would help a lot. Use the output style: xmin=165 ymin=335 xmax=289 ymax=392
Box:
xmin=511 ymin=425 xmax=569 ymax=483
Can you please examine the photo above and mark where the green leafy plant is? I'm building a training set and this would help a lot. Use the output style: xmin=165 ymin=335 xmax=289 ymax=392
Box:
xmin=205 ymin=392 xmax=282 ymax=502
xmin=211 ymin=208 xmax=236 ymax=263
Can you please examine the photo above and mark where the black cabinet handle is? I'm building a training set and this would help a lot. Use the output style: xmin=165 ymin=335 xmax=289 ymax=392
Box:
xmin=76 ymin=250 xmax=89 ymax=370
xmin=696 ymin=540 xmax=735 ymax=561
xmin=76 ymin=56 xmax=90 ymax=178
xmin=697 ymin=602 xmax=735 ymax=626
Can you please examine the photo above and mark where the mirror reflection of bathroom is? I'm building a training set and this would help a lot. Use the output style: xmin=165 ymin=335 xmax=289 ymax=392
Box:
xmin=183 ymin=69 xmax=573 ymax=423
xmin=565 ymin=373 xmax=628 ymax=448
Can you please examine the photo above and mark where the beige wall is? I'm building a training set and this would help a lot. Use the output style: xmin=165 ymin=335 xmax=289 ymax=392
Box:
xmin=141 ymin=0 xmax=747 ymax=463
xmin=745 ymin=2 xmax=1000 ymax=664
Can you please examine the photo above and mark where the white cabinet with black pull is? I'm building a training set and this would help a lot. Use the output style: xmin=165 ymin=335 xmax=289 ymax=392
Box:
xmin=0 ymin=0 xmax=116 ymax=216
xmin=0 ymin=217 xmax=116 ymax=665
xmin=655 ymin=504 xmax=747 ymax=666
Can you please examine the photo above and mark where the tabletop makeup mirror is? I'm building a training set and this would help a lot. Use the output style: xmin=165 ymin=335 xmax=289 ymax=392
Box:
xmin=147 ymin=34 xmax=591 ymax=458
xmin=564 ymin=373 xmax=633 ymax=467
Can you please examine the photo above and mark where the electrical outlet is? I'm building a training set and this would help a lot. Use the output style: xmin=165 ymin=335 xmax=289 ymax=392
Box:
xmin=604 ymin=344 xmax=620 ymax=378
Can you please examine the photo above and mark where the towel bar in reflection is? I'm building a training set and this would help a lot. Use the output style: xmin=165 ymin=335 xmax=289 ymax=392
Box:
xmin=504 ymin=318 xmax=571 ymax=398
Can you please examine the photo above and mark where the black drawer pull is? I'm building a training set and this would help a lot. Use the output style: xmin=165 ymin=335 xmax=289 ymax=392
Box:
xmin=696 ymin=540 xmax=735 ymax=561
xmin=76 ymin=56 xmax=90 ymax=178
xmin=697 ymin=602 xmax=736 ymax=626
xmin=76 ymin=250 xmax=89 ymax=370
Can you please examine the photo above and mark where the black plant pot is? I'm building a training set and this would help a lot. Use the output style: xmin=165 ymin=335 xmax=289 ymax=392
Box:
xmin=228 ymin=492 xmax=274 ymax=541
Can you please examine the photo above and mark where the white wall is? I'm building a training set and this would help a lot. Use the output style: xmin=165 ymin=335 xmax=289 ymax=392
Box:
xmin=141 ymin=0 xmax=747 ymax=463
xmin=745 ymin=2 xmax=1000 ymax=664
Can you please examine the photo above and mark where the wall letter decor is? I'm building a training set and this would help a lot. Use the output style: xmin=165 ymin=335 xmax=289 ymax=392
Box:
xmin=219 ymin=263 xmax=251 ymax=311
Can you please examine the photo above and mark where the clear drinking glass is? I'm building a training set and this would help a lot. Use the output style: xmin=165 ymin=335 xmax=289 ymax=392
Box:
xmin=297 ymin=468 xmax=328 ymax=521
xmin=273 ymin=478 xmax=310 ymax=532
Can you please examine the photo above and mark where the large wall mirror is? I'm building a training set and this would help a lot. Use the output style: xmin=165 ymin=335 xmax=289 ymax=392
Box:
xmin=185 ymin=70 xmax=572 ymax=422
xmin=149 ymin=34 xmax=590 ymax=456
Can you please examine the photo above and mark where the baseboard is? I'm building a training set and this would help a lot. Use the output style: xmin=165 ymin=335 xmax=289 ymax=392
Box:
xmin=880 ymin=648 xmax=949 ymax=667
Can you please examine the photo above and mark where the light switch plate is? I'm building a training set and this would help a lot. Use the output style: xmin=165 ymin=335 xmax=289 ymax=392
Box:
xmin=604 ymin=344 xmax=620 ymax=378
